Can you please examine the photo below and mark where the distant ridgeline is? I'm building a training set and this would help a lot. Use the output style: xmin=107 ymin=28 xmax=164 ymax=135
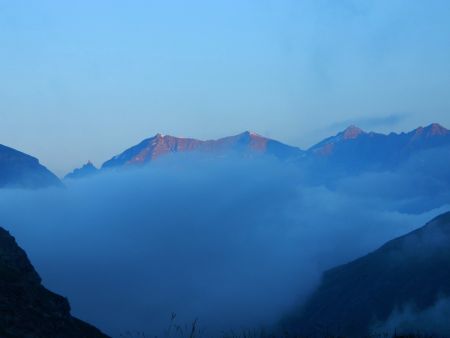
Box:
xmin=1 ymin=123 xmax=450 ymax=187
xmin=100 ymin=130 xmax=304 ymax=169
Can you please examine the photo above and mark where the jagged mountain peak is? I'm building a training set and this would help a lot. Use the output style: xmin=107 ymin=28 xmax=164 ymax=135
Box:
xmin=225 ymin=131 xmax=268 ymax=144
xmin=153 ymin=133 xmax=170 ymax=139
xmin=210 ymin=131 xmax=265 ymax=142
xmin=148 ymin=133 xmax=196 ymax=143
xmin=84 ymin=160 xmax=96 ymax=168
xmin=149 ymin=131 xmax=266 ymax=140
xmin=65 ymin=161 xmax=99 ymax=180
xmin=413 ymin=123 xmax=449 ymax=137
xmin=341 ymin=125 xmax=365 ymax=139
xmin=240 ymin=130 xmax=262 ymax=137
xmin=308 ymin=125 xmax=367 ymax=154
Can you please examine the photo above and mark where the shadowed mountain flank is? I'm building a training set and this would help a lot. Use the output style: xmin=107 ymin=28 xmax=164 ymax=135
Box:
xmin=0 ymin=144 xmax=61 ymax=189
xmin=0 ymin=226 xmax=108 ymax=338
xmin=286 ymin=211 xmax=450 ymax=337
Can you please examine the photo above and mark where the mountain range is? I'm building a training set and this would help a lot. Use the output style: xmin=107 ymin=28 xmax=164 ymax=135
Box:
xmin=1 ymin=123 xmax=449 ymax=187
xmin=306 ymin=123 xmax=450 ymax=180
xmin=101 ymin=130 xmax=303 ymax=170
xmin=74 ymin=123 xmax=450 ymax=177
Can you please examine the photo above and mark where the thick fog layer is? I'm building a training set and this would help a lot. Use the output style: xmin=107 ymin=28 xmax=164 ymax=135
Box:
xmin=0 ymin=154 xmax=447 ymax=336
xmin=333 ymin=146 xmax=450 ymax=214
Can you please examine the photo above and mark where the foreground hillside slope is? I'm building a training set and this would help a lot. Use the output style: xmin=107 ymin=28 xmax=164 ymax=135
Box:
xmin=0 ymin=144 xmax=60 ymax=189
xmin=0 ymin=227 xmax=108 ymax=338
xmin=287 ymin=211 xmax=450 ymax=337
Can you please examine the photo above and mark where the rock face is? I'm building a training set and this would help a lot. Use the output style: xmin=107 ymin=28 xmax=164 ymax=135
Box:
xmin=65 ymin=161 xmax=99 ymax=180
xmin=0 ymin=144 xmax=61 ymax=189
xmin=0 ymin=227 xmax=108 ymax=338
xmin=101 ymin=131 xmax=303 ymax=169
xmin=287 ymin=211 xmax=450 ymax=337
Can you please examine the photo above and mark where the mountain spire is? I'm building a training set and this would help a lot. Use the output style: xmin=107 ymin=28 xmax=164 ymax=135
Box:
xmin=342 ymin=125 xmax=364 ymax=139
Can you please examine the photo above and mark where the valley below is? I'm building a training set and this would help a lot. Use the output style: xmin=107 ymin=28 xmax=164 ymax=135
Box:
xmin=1 ymin=124 xmax=450 ymax=337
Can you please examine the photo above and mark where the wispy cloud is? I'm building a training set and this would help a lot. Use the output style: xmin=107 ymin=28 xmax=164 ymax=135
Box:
xmin=329 ymin=113 xmax=411 ymax=132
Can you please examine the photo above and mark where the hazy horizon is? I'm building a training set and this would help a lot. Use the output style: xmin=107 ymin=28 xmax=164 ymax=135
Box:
xmin=1 ymin=0 xmax=450 ymax=175
xmin=4 ymin=121 xmax=448 ymax=178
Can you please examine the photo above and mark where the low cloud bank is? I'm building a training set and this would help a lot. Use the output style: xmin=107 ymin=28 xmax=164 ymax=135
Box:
xmin=0 ymin=154 xmax=447 ymax=336
xmin=334 ymin=146 xmax=450 ymax=214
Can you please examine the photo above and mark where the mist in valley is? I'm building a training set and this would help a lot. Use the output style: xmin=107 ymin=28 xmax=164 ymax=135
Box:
xmin=0 ymin=152 xmax=448 ymax=336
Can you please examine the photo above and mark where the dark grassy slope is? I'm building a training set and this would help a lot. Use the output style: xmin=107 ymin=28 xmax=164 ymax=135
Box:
xmin=0 ymin=226 xmax=108 ymax=338
xmin=0 ymin=144 xmax=61 ymax=189
xmin=286 ymin=212 xmax=450 ymax=337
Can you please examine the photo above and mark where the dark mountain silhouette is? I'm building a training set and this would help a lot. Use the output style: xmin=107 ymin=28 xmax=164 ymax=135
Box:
xmin=286 ymin=211 xmax=450 ymax=337
xmin=65 ymin=161 xmax=99 ymax=180
xmin=0 ymin=226 xmax=108 ymax=337
xmin=306 ymin=123 xmax=450 ymax=179
xmin=102 ymin=131 xmax=303 ymax=169
xmin=0 ymin=144 xmax=61 ymax=189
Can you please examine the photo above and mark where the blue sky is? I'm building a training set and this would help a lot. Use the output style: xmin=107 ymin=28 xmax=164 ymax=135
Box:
xmin=1 ymin=0 xmax=450 ymax=175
